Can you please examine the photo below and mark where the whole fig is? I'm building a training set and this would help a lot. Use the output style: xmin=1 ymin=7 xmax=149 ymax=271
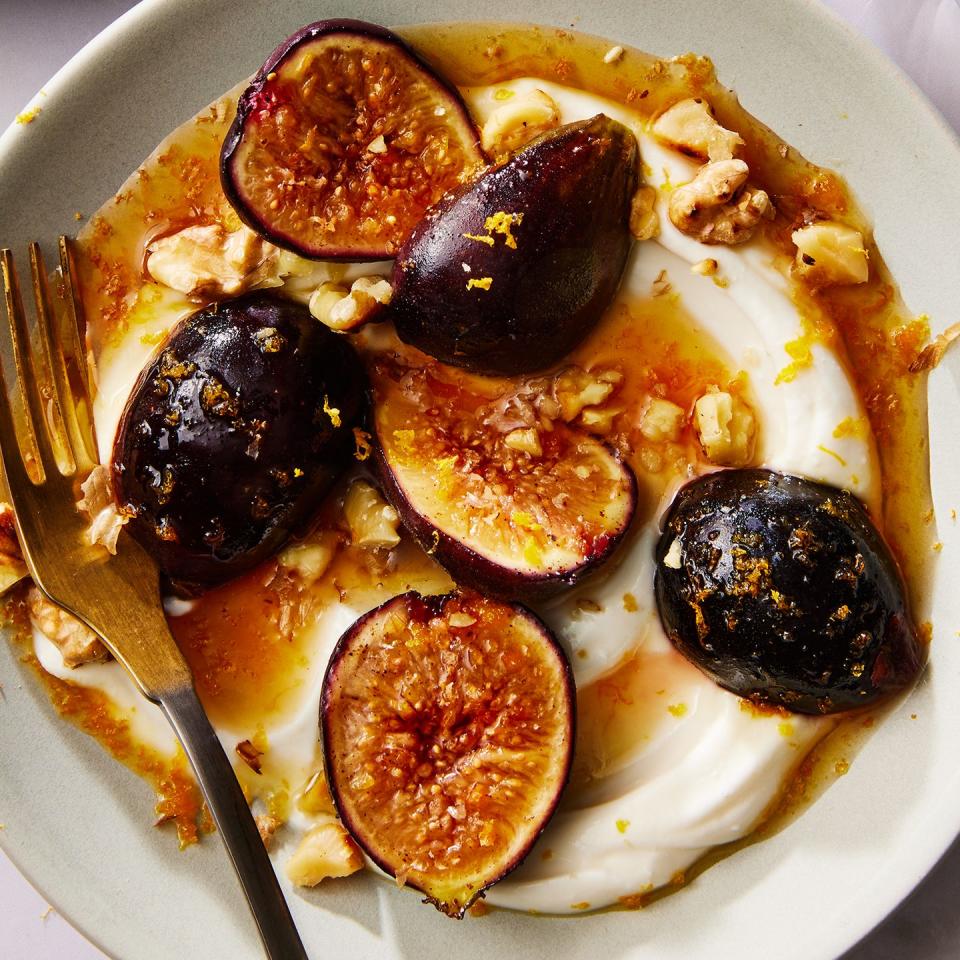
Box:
xmin=388 ymin=115 xmax=639 ymax=375
xmin=112 ymin=293 xmax=365 ymax=588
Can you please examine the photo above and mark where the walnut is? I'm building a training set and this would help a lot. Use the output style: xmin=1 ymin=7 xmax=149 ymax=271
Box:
xmin=652 ymin=98 xmax=743 ymax=162
xmin=481 ymin=88 xmax=560 ymax=155
xmin=309 ymin=276 xmax=392 ymax=332
xmin=77 ymin=465 xmax=128 ymax=555
xmin=285 ymin=819 xmax=363 ymax=887
xmin=693 ymin=387 xmax=756 ymax=466
xmin=343 ymin=481 xmax=401 ymax=549
xmin=28 ymin=587 xmax=109 ymax=668
xmin=0 ymin=504 xmax=27 ymax=595
xmin=640 ymin=398 xmax=685 ymax=443
xmin=146 ymin=223 xmax=274 ymax=298
xmin=792 ymin=222 xmax=869 ymax=286
xmin=256 ymin=814 xmax=281 ymax=850
xmin=629 ymin=185 xmax=659 ymax=241
xmin=668 ymin=159 xmax=772 ymax=245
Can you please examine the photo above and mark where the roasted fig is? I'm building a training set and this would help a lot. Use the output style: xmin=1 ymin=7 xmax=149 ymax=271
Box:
xmin=220 ymin=19 xmax=484 ymax=260
xmin=321 ymin=591 xmax=575 ymax=917
xmin=370 ymin=356 xmax=637 ymax=600
xmin=388 ymin=115 xmax=639 ymax=375
xmin=654 ymin=469 xmax=924 ymax=714
xmin=112 ymin=293 xmax=364 ymax=587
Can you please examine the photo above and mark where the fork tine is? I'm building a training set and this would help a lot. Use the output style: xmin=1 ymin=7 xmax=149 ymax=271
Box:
xmin=1 ymin=248 xmax=55 ymax=483
xmin=29 ymin=243 xmax=77 ymax=476
xmin=0 ymin=310 xmax=31 ymax=497
xmin=57 ymin=236 xmax=98 ymax=468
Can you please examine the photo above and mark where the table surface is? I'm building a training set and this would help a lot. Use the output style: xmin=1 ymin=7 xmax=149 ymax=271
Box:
xmin=1 ymin=1 xmax=958 ymax=958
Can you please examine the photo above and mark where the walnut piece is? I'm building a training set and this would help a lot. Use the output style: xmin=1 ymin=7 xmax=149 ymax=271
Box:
xmin=285 ymin=819 xmax=363 ymax=887
xmin=652 ymin=98 xmax=744 ymax=162
xmin=28 ymin=587 xmax=109 ymax=668
xmin=256 ymin=814 xmax=281 ymax=850
xmin=693 ymin=387 xmax=756 ymax=466
xmin=278 ymin=532 xmax=338 ymax=582
xmin=309 ymin=276 xmax=392 ymax=332
xmin=0 ymin=504 xmax=27 ymax=594
xmin=343 ymin=481 xmax=401 ymax=549
xmin=146 ymin=224 xmax=273 ymax=298
xmin=77 ymin=465 xmax=128 ymax=555
xmin=669 ymin=159 xmax=772 ymax=245
xmin=792 ymin=221 xmax=869 ymax=286
xmin=640 ymin=398 xmax=685 ymax=443
xmin=481 ymin=88 xmax=560 ymax=155
xmin=629 ymin=185 xmax=660 ymax=241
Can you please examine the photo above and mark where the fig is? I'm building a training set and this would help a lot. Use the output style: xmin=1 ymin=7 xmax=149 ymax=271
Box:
xmin=388 ymin=115 xmax=639 ymax=375
xmin=370 ymin=357 xmax=637 ymax=600
xmin=220 ymin=19 xmax=484 ymax=260
xmin=321 ymin=591 xmax=575 ymax=917
xmin=112 ymin=293 xmax=364 ymax=587
xmin=654 ymin=469 xmax=924 ymax=714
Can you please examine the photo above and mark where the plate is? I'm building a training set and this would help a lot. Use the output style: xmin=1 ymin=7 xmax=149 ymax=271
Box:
xmin=1 ymin=1 xmax=959 ymax=958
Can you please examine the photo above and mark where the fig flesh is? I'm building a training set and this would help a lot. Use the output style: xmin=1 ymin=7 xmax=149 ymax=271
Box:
xmin=321 ymin=591 xmax=575 ymax=917
xmin=112 ymin=293 xmax=364 ymax=588
xmin=388 ymin=115 xmax=639 ymax=375
xmin=654 ymin=469 xmax=924 ymax=714
xmin=220 ymin=19 xmax=484 ymax=260
xmin=369 ymin=356 xmax=637 ymax=600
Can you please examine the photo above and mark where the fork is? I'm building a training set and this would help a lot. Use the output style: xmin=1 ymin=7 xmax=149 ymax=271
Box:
xmin=0 ymin=238 xmax=309 ymax=960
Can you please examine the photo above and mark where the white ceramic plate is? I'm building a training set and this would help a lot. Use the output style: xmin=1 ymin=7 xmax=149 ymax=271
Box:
xmin=2 ymin=1 xmax=959 ymax=958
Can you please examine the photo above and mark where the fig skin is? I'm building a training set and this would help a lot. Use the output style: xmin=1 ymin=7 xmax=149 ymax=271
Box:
xmin=112 ymin=293 xmax=365 ymax=588
xmin=373 ymin=432 xmax=638 ymax=602
xmin=320 ymin=591 xmax=575 ymax=917
xmin=388 ymin=115 xmax=639 ymax=375
xmin=220 ymin=19 xmax=484 ymax=261
xmin=654 ymin=469 xmax=924 ymax=714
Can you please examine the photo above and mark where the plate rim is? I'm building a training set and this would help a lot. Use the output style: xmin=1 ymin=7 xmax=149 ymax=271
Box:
xmin=1 ymin=1 xmax=959 ymax=959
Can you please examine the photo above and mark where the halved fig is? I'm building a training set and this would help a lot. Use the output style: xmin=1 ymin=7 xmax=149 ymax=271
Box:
xmin=655 ymin=469 xmax=924 ymax=714
xmin=112 ymin=293 xmax=365 ymax=587
xmin=220 ymin=19 xmax=484 ymax=260
xmin=388 ymin=115 xmax=639 ymax=374
xmin=369 ymin=357 xmax=637 ymax=600
xmin=321 ymin=591 xmax=575 ymax=917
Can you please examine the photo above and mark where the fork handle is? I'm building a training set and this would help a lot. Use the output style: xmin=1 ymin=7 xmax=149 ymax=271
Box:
xmin=159 ymin=685 xmax=309 ymax=960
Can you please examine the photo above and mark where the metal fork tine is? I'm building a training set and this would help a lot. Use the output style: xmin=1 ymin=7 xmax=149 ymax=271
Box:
xmin=57 ymin=236 xmax=98 ymax=468
xmin=1 ymin=249 xmax=55 ymax=483
xmin=0 ymin=319 xmax=31 ymax=497
xmin=29 ymin=243 xmax=77 ymax=476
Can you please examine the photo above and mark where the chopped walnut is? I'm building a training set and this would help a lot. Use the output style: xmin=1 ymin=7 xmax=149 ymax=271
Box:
xmin=256 ymin=814 xmax=281 ymax=850
xmin=504 ymin=427 xmax=543 ymax=456
xmin=309 ymin=276 xmax=392 ymax=332
xmin=640 ymin=398 xmax=685 ymax=443
xmin=693 ymin=387 xmax=756 ymax=466
xmin=28 ymin=587 xmax=109 ymax=668
xmin=669 ymin=159 xmax=772 ymax=245
xmin=554 ymin=368 xmax=621 ymax=422
xmin=652 ymin=98 xmax=744 ymax=162
xmin=278 ymin=532 xmax=338 ymax=582
xmin=792 ymin=222 xmax=869 ymax=286
xmin=481 ymin=88 xmax=561 ymax=155
xmin=0 ymin=504 xmax=27 ymax=594
xmin=77 ymin=465 xmax=128 ymax=555
xmin=285 ymin=819 xmax=363 ymax=887
xmin=146 ymin=223 xmax=273 ymax=298
xmin=343 ymin=481 xmax=401 ymax=549
xmin=629 ymin=185 xmax=659 ymax=241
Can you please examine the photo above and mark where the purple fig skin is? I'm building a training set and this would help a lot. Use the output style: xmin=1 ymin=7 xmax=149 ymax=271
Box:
xmin=112 ymin=293 xmax=366 ymax=589
xmin=655 ymin=469 xmax=925 ymax=714
xmin=220 ymin=19 xmax=484 ymax=261
xmin=320 ymin=590 xmax=576 ymax=916
xmin=372 ymin=426 xmax=639 ymax=602
xmin=388 ymin=114 xmax=639 ymax=375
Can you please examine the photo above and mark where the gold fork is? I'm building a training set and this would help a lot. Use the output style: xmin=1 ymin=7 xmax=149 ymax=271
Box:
xmin=0 ymin=238 xmax=309 ymax=960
